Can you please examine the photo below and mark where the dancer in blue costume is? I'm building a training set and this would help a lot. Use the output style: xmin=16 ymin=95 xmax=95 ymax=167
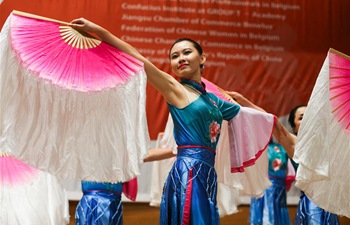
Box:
xmin=288 ymin=105 xmax=339 ymax=225
xmin=230 ymin=93 xmax=340 ymax=225
xmin=71 ymin=19 xmax=284 ymax=225
xmin=75 ymin=181 xmax=124 ymax=225
xmin=249 ymin=141 xmax=292 ymax=225
xmin=75 ymin=179 xmax=138 ymax=225
xmin=160 ymin=78 xmax=240 ymax=225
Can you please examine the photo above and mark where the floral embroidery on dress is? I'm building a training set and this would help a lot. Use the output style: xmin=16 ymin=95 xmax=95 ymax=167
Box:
xmin=209 ymin=121 xmax=220 ymax=143
xmin=274 ymin=146 xmax=281 ymax=152
xmin=272 ymin=158 xmax=282 ymax=171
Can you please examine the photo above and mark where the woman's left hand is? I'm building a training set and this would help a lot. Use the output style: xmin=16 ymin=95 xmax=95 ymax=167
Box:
xmin=70 ymin=18 xmax=102 ymax=34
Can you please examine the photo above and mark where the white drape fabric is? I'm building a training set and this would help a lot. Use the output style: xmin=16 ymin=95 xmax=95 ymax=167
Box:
xmin=294 ymin=50 xmax=350 ymax=218
xmin=0 ymin=168 xmax=70 ymax=225
xmin=0 ymin=15 xmax=150 ymax=182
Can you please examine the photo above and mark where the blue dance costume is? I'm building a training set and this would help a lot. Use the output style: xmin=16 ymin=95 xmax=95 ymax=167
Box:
xmin=294 ymin=162 xmax=339 ymax=225
xmin=160 ymin=79 xmax=240 ymax=225
xmin=250 ymin=142 xmax=291 ymax=225
xmin=295 ymin=192 xmax=339 ymax=225
xmin=75 ymin=181 xmax=123 ymax=225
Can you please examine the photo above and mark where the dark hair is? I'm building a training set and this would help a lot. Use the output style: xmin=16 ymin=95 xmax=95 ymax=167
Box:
xmin=288 ymin=105 xmax=306 ymax=130
xmin=168 ymin=38 xmax=203 ymax=58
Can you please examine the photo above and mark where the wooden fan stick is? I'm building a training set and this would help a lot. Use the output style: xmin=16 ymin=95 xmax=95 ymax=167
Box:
xmin=12 ymin=10 xmax=71 ymax=25
xmin=12 ymin=10 xmax=101 ymax=48
xmin=329 ymin=48 xmax=350 ymax=60
xmin=0 ymin=152 xmax=10 ymax=157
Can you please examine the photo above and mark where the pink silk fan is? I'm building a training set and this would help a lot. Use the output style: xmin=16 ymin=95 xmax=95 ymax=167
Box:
xmin=0 ymin=152 xmax=39 ymax=186
xmin=329 ymin=49 xmax=350 ymax=131
xmin=10 ymin=11 xmax=142 ymax=92
xmin=0 ymin=11 xmax=150 ymax=183
xmin=293 ymin=48 xmax=350 ymax=218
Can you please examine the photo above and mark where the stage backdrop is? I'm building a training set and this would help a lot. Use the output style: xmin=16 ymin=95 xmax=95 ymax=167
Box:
xmin=1 ymin=0 xmax=349 ymax=139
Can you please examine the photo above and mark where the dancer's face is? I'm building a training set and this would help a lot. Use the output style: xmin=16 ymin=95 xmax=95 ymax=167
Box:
xmin=169 ymin=41 xmax=205 ymax=80
xmin=293 ymin=106 xmax=306 ymax=135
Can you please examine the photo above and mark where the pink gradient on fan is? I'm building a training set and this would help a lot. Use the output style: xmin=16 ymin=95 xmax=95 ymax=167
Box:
xmin=10 ymin=14 xmax=143 ymax=92
xmin=0 ymin=155 xmax=39 ymax=186
xmin=329 ymin=51 xmax=350 ymax=131
xmin=202 ymin=77 xmax=232 ymax=102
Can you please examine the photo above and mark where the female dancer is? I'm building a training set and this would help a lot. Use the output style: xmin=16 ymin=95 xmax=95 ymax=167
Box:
xmin=70 ymin=18 xmax=279 ymax=225
xmin=288 ymin=105 xmax=339 ymax=225
xmin=230 ymin=93 xmax=340 ymax=225
xmin=249 ymin=140 xmax=292 ymax=225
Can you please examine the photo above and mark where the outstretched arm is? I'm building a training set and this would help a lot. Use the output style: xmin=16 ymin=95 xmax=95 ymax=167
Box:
xmin=226 ymin=91 xmax=296 ymax=158
xmin=226 ymin=91 xmax=266 ymax=112
xmin=273 ymin=119 xmax=296 ymax=158
xmin=70 ymin=18 xmax=186 ymax=107
xmin=143 ymin=148 xmax=176 ymax=162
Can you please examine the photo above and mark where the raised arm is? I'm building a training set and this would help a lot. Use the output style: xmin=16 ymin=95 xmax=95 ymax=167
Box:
xmin=226 ymin=91 xmax=296 ymax=158
xmin=70 ymin=18 xmax=186 ymax=106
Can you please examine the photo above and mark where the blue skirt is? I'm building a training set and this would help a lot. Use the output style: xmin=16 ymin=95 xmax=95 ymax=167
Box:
xmin=75 ymin=182 xmax=123 ymax=225
xmin=160 ymin=147 xmax=219 ymax=225
xmin=250 ymin=176 xmax=291 ymax=225
xmin=294 ymin=192 xmax=339 ymax=225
